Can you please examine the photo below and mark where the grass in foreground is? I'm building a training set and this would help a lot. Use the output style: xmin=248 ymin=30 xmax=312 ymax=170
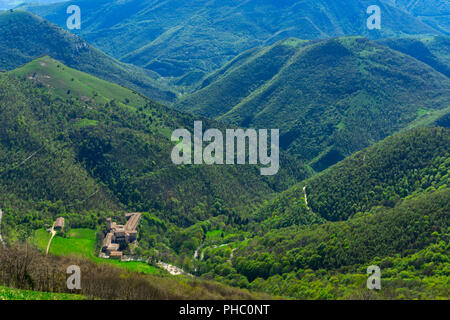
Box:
xmin=0 ymin=286 xmax=86 ymax=300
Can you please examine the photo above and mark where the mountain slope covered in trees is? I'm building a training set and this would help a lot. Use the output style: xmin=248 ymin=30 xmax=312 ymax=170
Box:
xmin=0 ymin=10 xmax=176 ymax=103
xmin=176 ymin=37 xmax=450 ymax=169
xmin=383 ymin=0 xmax=450 ymax=35
xmin=1 ymin=1 xmax=448 ymax=301
xmin=0 ymin=0 xmax=60 ymax=10
xmin=232 ymin=189 xmax=449 ymax=299
xmin=252 ymin=127 xmax=449 ymax=228
xmin=0 ymin=56 xmax=309 ymax=235
xmin=378 ymin=36 xmax=450 ymax=77
xmin=23 ymin=0 xmax=442 ymax=89
xmin=194 ymin=127 xmax=449 ymax=299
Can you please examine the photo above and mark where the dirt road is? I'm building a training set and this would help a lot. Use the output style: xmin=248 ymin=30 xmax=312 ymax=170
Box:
xmin=303 ymin=186 xmax=310 ymax=210
xmin=46 ymin=223 xmax=56 ymax=255
xmin=0 ymin=209 xmax=4 ymax=246
xmin=157 ymin=261 xmax=192 ymax=276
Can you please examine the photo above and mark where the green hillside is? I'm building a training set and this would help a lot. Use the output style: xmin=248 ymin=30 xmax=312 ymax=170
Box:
xmin=0 ymin=10 xmax=176 ymax=103
xmin=23 ymin=0 xmax=442 ymax=89
xmin=0 ymin=56 xmax=308 ymax=240
xmin=383 ymin=0 xmax=450 ymax=35
xmin=30 ymin=228 xmax=162 ymax=275
xmin=237 ymin=190 xmax=450 ymax=299
xmin=177 ymin=37 xmax=450 ymax=170
xmin=253 ymin=127 xmax=449 ymax=227
xmin=0 ymin=1 xmax=60 ymax=10
xmin=193 ymin=128 xmax=450 ymax=299
xmin=379 ymin=36 xmax=450 ymax=77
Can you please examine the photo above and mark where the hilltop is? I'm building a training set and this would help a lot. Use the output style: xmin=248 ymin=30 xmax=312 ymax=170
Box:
xmin=252 ymin=127 xmax=449 ymax=228
xmin=0 ymin=56 xmax=309 ymax=235
xmin=378 ymin=35 xmax=450 ymax=77
xmin=0 ymin=10 xmax=176 ymax=103
xmin=176 ymin=37 xmax=450 ymax=170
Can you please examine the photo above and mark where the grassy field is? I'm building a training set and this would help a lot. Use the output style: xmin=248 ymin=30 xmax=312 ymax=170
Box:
xmin=206 ymin=229 xmax=224 ymax=240
xmin=11 ymin=56 xmax=176 ymax=139
xmin=0 ymin=286 xmax=86 ymax=300
xmin=31 ymin=228 xmax=162 ymax=275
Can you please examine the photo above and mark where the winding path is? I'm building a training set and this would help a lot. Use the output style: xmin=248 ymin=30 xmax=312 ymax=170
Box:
xmin=121 ymin=256 xmax=192 ymax=276
xmin=0 ymin=209 xmax=5 ymax=247
xmin=194 ymin=244 xmax=203 ymax=260
xmin=228 ymin=248 xmax=237 ymax=264
xmin=45 ymin=223 xmax=56 ymax=255
xmin=303 ymin=186 xmax=310 ymax=210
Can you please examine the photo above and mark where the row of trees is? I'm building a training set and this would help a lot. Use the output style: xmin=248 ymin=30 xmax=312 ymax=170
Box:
xmin=0 ymin=243 xmax=269 ymax=300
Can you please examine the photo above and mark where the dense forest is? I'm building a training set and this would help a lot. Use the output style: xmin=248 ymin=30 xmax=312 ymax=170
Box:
xmin=176 ymin=37 xmax=450 ymax=170
xmin=0 ymin=4 xmax=448 ymax=300
xmin=23 ymin=0 xmax=444 ymax=90
xmin=0 ymin=56 xmax=307 ymax=248
xmin=0 ymin=56 xmax=448 ymax=300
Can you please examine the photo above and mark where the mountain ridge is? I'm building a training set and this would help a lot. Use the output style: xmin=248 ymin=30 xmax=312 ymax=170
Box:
xmin=22 ymin=0 xmax=444 ymax=89
xmin=0 ymin=55 xmax=309 ymax=228
xmin=176 ymin=36 xmax=450 ymax=170
xmin=0 ymin=10 xmax=177 ymax=103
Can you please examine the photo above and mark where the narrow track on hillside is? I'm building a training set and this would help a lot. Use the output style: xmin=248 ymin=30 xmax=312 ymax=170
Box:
xmin=0 ymin=209 xmax=5 ymax=247
xmin=194 ymin=244 xmax=203 ymax=260
xmin=303 ymin=186 xmax=325 ymax=222
xmin=303 ymin=186 xmax=310 ymax=210
xmin=45 ymin=223 xmax=56 ymax=255
xmin=228 ymin=248 xmax=237 ymax=264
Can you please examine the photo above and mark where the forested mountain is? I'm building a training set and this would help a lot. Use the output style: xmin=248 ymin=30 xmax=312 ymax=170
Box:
xmin=383 ymin=0 xmax=450 ymax=35
xmin=1 ymin=1 xmax=448 ymax=302
xmin=252 ymin=127 xmax=449 ymax=228
xmin=176 ymin=37 xmax=450 ymax=169
xmin=195 ymin=127 xmax=450 ymax=299
xmin=0 ymin=10 xmax=176 ymax=103
xmin=0 ymin=56 xmax=309 ymax=233
xmin=23 ymin=0 xmax=442 ymax=89
xmin=379 ymin=36 xmax=450 ymax=77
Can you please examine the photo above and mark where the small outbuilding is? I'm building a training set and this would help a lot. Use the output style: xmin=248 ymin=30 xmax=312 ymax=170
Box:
xmin=54 ymin=217 xmax=65 ymax=231
xmin=109 ymin=251 xmax=123 ymax=259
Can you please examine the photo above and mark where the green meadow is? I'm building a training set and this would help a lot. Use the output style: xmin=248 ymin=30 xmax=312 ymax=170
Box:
xmin=205 ymin=229 xmax=224 ymax=240
xmin=0 ymin=286 xmax=86 ymax=300
xmin=31 ymin=228 xmax=162 ymax=275
xmin=13 ymin=56 xmax=148 ymax=109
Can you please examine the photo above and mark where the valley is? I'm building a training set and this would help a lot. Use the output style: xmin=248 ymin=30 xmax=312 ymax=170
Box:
xmin=177 ymin=36 xmax=450 ymax=168
xmin=0 ymin=1 xmax=448 ymax=302
xmin=0 ymin=10 xmax=176 ymax=103
xmin=22 ymin=0 xmax=446 ymax=91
